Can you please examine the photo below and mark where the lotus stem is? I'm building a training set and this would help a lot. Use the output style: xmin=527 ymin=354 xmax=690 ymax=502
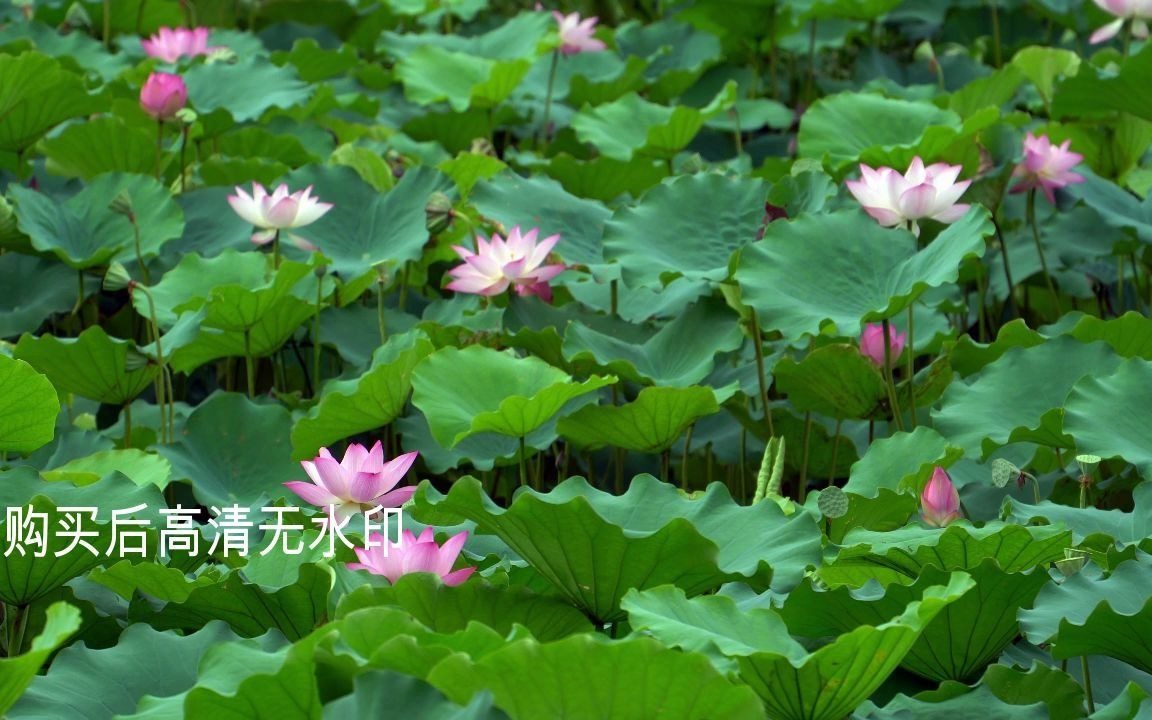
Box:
xmin=610 ymin=279 xmax=618 ymax=316
xmin=881 ymin=318 xmax=904 ymax=431
xmin=155 ymin=120 xmax=163 ymax=181
xmin=243 ymin=327 xmax=255 ymax=399
xmin=906 ymin=304 xmax=916 ymax=428
xmin=313 ymin=271 xmax=323 ymax=397
xmin=988 ymin=0 xmax=1002 ymax=67
xmin=749 ymin=309 xmax=775 ymax=437
xmin=1026 ymin=189 xmax=1060 ymax=317
xmin=178 ymin=123 xmax=188 ymax=194
xmin=130 ymin=215 xmax=150 ymax=285
xmin=103 ymin=0 xmax=111 ymax=49
xmin=8 ymin=604 xmax=27 ymax=656
xmin=1082 ymin=656 xmax=1095 ymax=713
xmin=828 ymin=418 xmax=842 ymax=487
xmin=376 ymin=270 xmax=387 ymax=346
xmin=798 ymin=412 xmax=812 ymax=503
xmin=680 ymin=422 xmax=694 ymax=491
xmin=539 ymin=48 xmax=560 ymax=151
xmin=991 ymin=214 xmax=1018 ymax=320
xmin=271 ymin=229 xmax=281 ymax=270
xmin=136 ymin=285 xmax=168 ymax=444
xmin=123 ymin=402 xmax=132 ymax=449
xmin=518 ymin=435 xmax=528 ymax=488
xmin=660 ymin=449 xmax=671 ymax=484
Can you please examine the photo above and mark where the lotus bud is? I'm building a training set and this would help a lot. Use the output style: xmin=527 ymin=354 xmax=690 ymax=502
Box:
xmin=859 ymin=323 xmax=906 ymax=368
xmin=921 ymin=466 xmax=962 ymax=527
xmin=108 ymin=191 xmax=135 ymax=220
xmin=425 ymin=192 xmax=455 ymax=235
xmin=103 ymin=262 xmax=134 ymax=292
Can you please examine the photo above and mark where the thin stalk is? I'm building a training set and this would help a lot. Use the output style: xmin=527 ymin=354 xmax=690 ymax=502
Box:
xmin=398 ymin=265 xmax=409 ymax=313
xmin=1122 ymin=21 xmax=1133 ymax=58
xmin=749 ymin=309 xmax=776 ymax=437
xmin=1117 ymin=255 xmax=1126 ymax=311
xmin=312 ymin=277 xmax=323 ymax=397
xmin=130 ymin=218 xmax=150 ymax=285
xmin=165 ymin=367 xmax=175 ymax=448
xmin=561 ymin=441 xmax=570 ymax=480
xmin=155 ymin=120 xmax=163 ymax=181
xmin=1026 ymin=189 xmax=1060 ymax=316
xmin=680 ymin=423 xmax=694 ymax=491
xmin=72 ymin=270 xmax=86 ymax=319
xmin=103 ymin=0 xmax=111 ymax=49
xmin=8 ymin=604 xmax=27 ymax=656
xmin=271 ymin=229 xmax=281 ymax=270
xmin=1082 ymin=657 xmax=1095 ymax=714
xmin=881 ymin=319 xmax=905 ymax=431
xmin=123 ymin=403 xmax=132 ymax=449
xmin=518 ymin=436 xmax=528 ymax=488
xmin=539 ymin=49 xmax=561 ymax=150
xmin=991 ymin=214 xmax=1018 ymax=319
xmin=376 ymin=269 xmax=388 ymax=346
xmin=828 ymin=418 xmax=842 ymax=486
xmin=798 ymin=413 xmax=812 ymax=504
xmin=178 ymin=124 xmax=188 ymax=193
xmin=243 ymin=327 xmax=256 ymax=399
xmin=609 ymin=279 xmax=618 ymax=316
xmin=660 ymin=449 xmax=671 ymax=483
xmin=975 ymin=271 xmax=989 ymax=342
xmin=906 ymin=305 xmax=916 ymax=428
xmin=988 ymin=0 xmax=1002 ymax=67
xmin=731 ymin=107 xmax=743 ymax=156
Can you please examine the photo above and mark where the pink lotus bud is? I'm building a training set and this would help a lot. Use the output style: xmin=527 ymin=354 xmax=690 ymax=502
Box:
xmin=552 ymin=11 xmax=607 ymax=54
xmin=139 ymin=72 xmax=187 ymax=120
xmin=859 ymin=323 xmax=906 ymax=368
xmin=921 ymin=466 xmax=962 ymax=527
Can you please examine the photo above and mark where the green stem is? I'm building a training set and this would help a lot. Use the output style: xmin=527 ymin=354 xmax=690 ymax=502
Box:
xmin=376 ymin=271 xmax=388 ymax=346
xmin=244 ymin=327 xmax=256 ymax=399
xmin=72 ymin=270 xmax=85 ymax=319
xmin=1032 ymin=475 xmax=1041 ymax=504
xmin=8 ymin=604 xmax=27 ymax=656
xmin=131 ymin=218 xmax=150 ymax=285
xmin=798 ymin=412 xmax=812 ymax=504
xmin=518 ymin=435 xmax=528 ymax=488
xmin=1082 ymin=656 xmax=1095 ymax=714
xmin=881 ymin=319 xmax=905 ymax=431
xmin=123 ymin=403 xmax=132 ymax=449
xmin=103 ymin=0 xmax=111 ymax=49
xmin=178 ymin=124 xmax=188 ymax=194
xmin=991 ymin=214 xmax=1018 ymax=320
xmin=155 ymin=120 xmax=163 ymax=182
xmin=906 ymin=304 xmax=916 ymax=428
xmin=137 ymin=286 xmax=168 ymax=443
xmin=1026 ymin=189 xmax=1060 ymax=317
xmin=749 ymin=309 xmax=776 ymax=437
xmin=271 ymin=229 xmax=281 ymax=270
xmin=661 ymin=449 xmax=671 ymax=484
xmin=539 ymin=49 xmax=561 ymax=151
xmin=680 ymin=423 xmax=694 ymax=491
xmin=828 ymin=418 xmax=842 ymax=486
xmin=313 ymin=275 xmax=323 ymax=398
xmin=989 ymin=0 xmax=1002 ymax=67
xmin=609 ymin=279 xmax=618 ymax=317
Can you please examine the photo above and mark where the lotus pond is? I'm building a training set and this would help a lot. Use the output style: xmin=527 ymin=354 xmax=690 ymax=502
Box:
xmin=1 ymin=0 xmax=1151 ymax=717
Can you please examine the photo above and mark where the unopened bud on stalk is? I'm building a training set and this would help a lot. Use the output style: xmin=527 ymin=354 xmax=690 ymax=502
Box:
xmin=108 ymin=191 xmax=135 ymax=220
xmin=103 ymin=262 xmax=134 ymax=292
xmin=425 ymin=192 xmax=455 ymax=235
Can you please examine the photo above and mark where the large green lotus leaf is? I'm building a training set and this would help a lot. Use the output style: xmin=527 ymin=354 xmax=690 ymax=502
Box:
xmin=949 ymin=319 xmax=1047 ymax=377
xmin=291 ymin=331 xmax=434 ymax=460
xmin=14 ymin=326 xmax=159 ymax=405
xmin=561 ymin=298 xmax=743 ymax=387
xmin=797 ymin=0 xmax=902 ymax=19
xmin=336 ymin=574 xmax=592 ymax=642
xmin=0 ymin=466 xmax=165 ymax=525
xmin=469 ymin=172 xmax=610 ymax=266
xmin=10 ymin=173 xmax=184 ymax=269
xmin=282 ymin=164 xmax=451 ymax=278
xmin=1020 ymin=556 xmax=1152 ymax=673
xmin=90 ymin=560 xmax=221 ymax=604
xmin=624 ymin=575 xmax=973 ymax=720
xmin=411 ymin=345 xmax=615 ymax=447
xmin=397 ymin=46 xmax=531 ymax=111
xmin=556 ymin=386 xmax=721 ymax=453
xmin=735 ymin=208 xmax=989 ymax=344
xmin=932 ymin=337 xmax=1121 ymax=457
xmin=1004 ymin=483 xmax=1152 ymax=546
xmin=1064 ymin=169 xmax=1152 ymax=243
xmin=166 ymin=301 xmax=315 ymax=373
xmin=0 ymin=355 xmax=58 ymax=454
xmin=614 ymin=19 xmax=723 ymax=98
xmin=1061 ymin=312 xmax=1152 ymax=360
xmin=782 ymin=560 xmax=1051 ymax=682
xmin=324 ymin=671 xmax=508 ymax=720
xmin=427 ymin=634 xmax=766 ymax=720
xmin=571 ymin=82 xmax=736 ymax=161
xmin=44 ymin=448 xmax=171 ymax=490
xmin=40 ymin=118 xmax=155 ymax=179
xmin=0 ymin=252 xmax=80 ymax=338
xmin=0 ymin=602 xmax=80 ymax=715
xmin=128 ymin=563 xmax=332 ymax=641
xmin=10 ymin=622 xmax=269 ymax=720
xmin=157 ymin=391 xmax=298 ymax=508
xmin=411 ymin=474 xmax=822 ymax=622
xmin=774 ymin=344 xmax=888 ymax=419
xmin=816 ymin=488 xmax=919 ymax=544
xmin=1063 ymin=359 xmax=1152 ymax=479
xmin=396 ymin=411 xmax=557 ymax=474
xmin=379 ymin=13 xmax=551 ymax=60
xmin=843 ymin=427 xmax=964 ymax=498
xmin=822 ymin=523 xmax=1071 ymax=588
xmin=0 ymin=52 xmax=99 ymax=164
xmin=861 ymin=662 xmax=1082 ymax=719
xmin=539 ymin=153 xmax=668 ymax=202
xmin=603 ymin=173 xmax=767 ymax=287
xmin=1051 ymin=44 xmax=1152 ymax=122
xmin=797 ymin=92 xmax=962 ymax=170
xmin=184 ymin=56 xmax=312 ymax=122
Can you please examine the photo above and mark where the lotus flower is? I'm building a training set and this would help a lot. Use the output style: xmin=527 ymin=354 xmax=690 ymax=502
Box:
xmin=227 ymin=182 xmax=333 ymax=247
xmin=553 ymin=11 xmax=607 ymax=54
xmin=348 ymin=528 xmax=476 ymax=586
xmin=446 ymin=226 xmax=566 ymax=302
xmin=859 ymin=323 xmax=906 ymax=368
xmin=284 ymin=443 xmax=418 ymax=525
xmin=1010 ymin=133 xmax=1085 ymax=204
xmin=1089 ymin=0 xmax=1152 ymax=44
xmin=921 ymin=466 xmax=962 ymax=527
xmin=141 ymin=26 xmax=220 ymax=63
xmin=846 ymin=157 xmax=971 ymax=237
xmin=139 ymin=72 xmax=187 ymax=121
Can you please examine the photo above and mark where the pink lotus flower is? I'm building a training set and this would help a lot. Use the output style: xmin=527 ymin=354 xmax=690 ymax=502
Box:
xmin=859 ymin=323 xmax=906 ymax=367
xmin=139 ymin=72 xmax=187 ymax=121
xmin=1089 ymin=0 xmax=1152 ymax=43
xmin=141 ymin=26 xmax=220 ymax=63
xmin=1010 ymin=133 xmax=1085 ymax=204
xmin=227 ymin=182 xmax=333 ymax=248
xmin=446 ymin=226 xmax=566 ymax=302
xmin=846 ymin=157 xmax=971 ymax=237
xmin=348 ymin=528 xmax=476 ymax=586
xmin=553 ymin=11 xmax=607 ymax=54
xmin=921 ymin=466 xmax=962 ymax=527
xmin=284 ymin=442 xmax=418 ymax=525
